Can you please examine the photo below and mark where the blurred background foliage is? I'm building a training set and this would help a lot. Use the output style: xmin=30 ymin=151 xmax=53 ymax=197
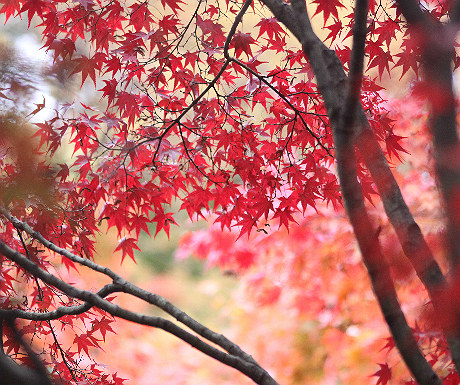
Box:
xmin=0 ymin=12 xmax=436 ymax=385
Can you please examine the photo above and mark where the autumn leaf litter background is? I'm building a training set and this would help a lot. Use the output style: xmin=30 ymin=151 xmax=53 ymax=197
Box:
xmin=0 ymin=0 xmax=458 ymax=385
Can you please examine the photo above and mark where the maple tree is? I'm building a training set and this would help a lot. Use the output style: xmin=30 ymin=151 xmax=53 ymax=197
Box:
xmin=0 ymin=0 xmax=460 ymax=384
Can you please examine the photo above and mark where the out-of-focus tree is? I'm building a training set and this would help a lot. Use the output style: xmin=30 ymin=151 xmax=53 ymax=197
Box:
xmin=0 ymin=1 xmax=459 ymax=385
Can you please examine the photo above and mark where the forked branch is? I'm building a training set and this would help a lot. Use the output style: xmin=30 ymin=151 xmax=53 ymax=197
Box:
xmin=259 ymin=0 xmax=457 ymax=382
xmin=260 ymin=0 xmax=446 ymax=295
xmin=396 ymin=0 xmax=460 ymax=372
xmin=0 ymin=211 xmax=278 ymax=385
xmin=332 ymin=0 xmax=442 ymax=383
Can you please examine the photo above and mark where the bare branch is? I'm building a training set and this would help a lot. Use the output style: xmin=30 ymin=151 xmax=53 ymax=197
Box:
xmin=330 ymin=0 xmax=443 ymax=383
xmin=394 ymin=1 xmax=460 ymax=370
xmin=0 ymin=212 xmax=279 ymax=385
xmin=0 ymin=209 xmax=260 ymax=367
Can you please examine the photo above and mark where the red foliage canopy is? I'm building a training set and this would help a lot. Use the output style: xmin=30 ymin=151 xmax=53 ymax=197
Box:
xmin=0 ymin=0 xmax=459 ymax=384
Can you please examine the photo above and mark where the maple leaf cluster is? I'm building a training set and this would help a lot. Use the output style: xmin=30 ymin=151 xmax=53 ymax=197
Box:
xmin=0 ymin=0 xmax=459 ymax=384
xmin=177 ymin=95 xmax=459 ymax=385
xmin=1 ymin=0 xmax=422 ymax=253
xmin=3 ymin=0 xmax=408 ymax=247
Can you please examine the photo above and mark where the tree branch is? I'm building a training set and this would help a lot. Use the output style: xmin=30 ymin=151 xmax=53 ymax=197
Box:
xmin=450 ymin=0 xmax=460 ymax=24
xmin=260 ymin=0 xmax=458 ymax=382
xmin=0 ymin=284 xmax=118 ymax=321
xmin=0 ymin=212 xmax=279 ymax=385
xmin=395 ymin=0 xmax=460 ymax=371
xmin=5 ymin=319 xmax=53 ymax=385
xmin=394 ymin=0 xmax=430 ymax=26
xmin=259 ymin=0 xmax=446 ymax=296
xmin=322 ymin=0 xmax=442 ymax=382
xmin=0 ymin=208 xmax=260 ymax=367
xmin=0 ymin=350 xmax=50 ymax=385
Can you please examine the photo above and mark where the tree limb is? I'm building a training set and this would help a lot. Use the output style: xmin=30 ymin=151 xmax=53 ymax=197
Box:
xmin=0 ymin=208 xmax=261 ymax=367
xmin=0 ymin=350 xmax=50 ymax=385
xmin=450 ymin=0 xmax=460 ymax=24
xmin=259 ymin=0 xmax=446 ymax=299
xmin=0 ymin=284 xmax=118 ymax=321
xmin=0 ymin=217 xmax=278 ymax=385
xmin=307 ymin=0 xmax=443 ymax=382
xmin=396 ymin=0 xmax=460 ymax=372
xmin=395 ymin=0 xmax=430 ymax=26
xmin=259 ymin=0 xmax=459 ymax=381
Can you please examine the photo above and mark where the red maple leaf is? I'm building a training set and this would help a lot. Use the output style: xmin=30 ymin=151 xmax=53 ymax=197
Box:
xmin=26 ymin=97 xmax=45 ymax=117
xmin=47 ymin=37 xmax=76 ymax=60
xmin=312 ymin=0 xmax=346 ymax=23
xmin=324 ymin=19 xmax=343 ymax=43
xmin=255 ymin=17 xmax=285 ymax=40
xmin=20 ymin=0 xmax=49 ymax=25
xmin=380 ymin=337 xmax=395 ymax=353
xmin=152 ymin=212 xmax=177 ymax=238
xmin=367 ymin=42 xmax=394 ymax=79
xmin=385 ymin=132 xmax=410 ymax=161
xmin=0 ymin=0 xmax=22 ymax=21
xmin=73 ymin=332 xmax=101 ymax=356
xmin=373 ymin=19 xmax=401 ymax=48
xmin=235 ymin=215 xmax=257 ymax=239
xmin=272 ymin=206 xmax=298 ymax=231
xmin=71 ymin=54 xmax=103 ymax=86
xmin=115 ymin=237 xmax=140 ymax=263
xmin=99 ymin=79 xmax=118 ymax=106
xmin=130 ymin=214 xmax=150 ymax=238
xmin=160 ymin=0 xmax=184 ymax=14
xmin=91 ymin=317 xmax=116 ymax=342
xmin=196 ymin=14 xmax=226 ymax=46
xmin=129 ymin=2 xmax=152 ymax=31
xmin=371 ymin=363 xmax=392 ymax=385
xmin=230 ymin=32 xmax=256 ymax=58
xmin=56 ymin=163 xmax=70 ymax=181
